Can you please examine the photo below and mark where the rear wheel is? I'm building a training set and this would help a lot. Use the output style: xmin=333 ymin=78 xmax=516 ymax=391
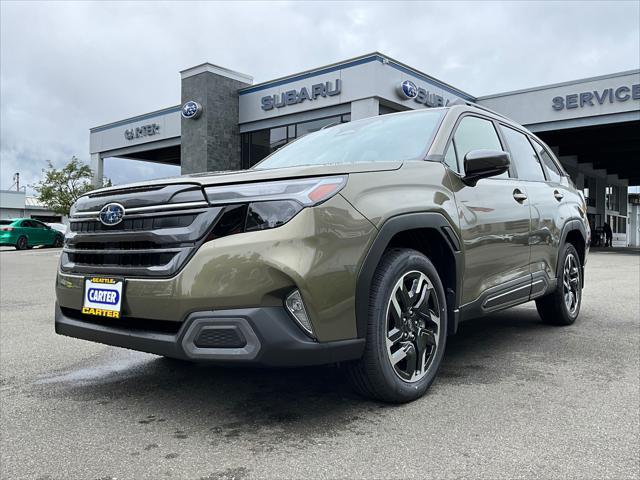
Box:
xmin=346 ymin=248 xmax=447 ymax=403
xmin=15 ymin=236 xmax=28 ymax=250
xmin=536 ymin=243 xmax=582 ymax=325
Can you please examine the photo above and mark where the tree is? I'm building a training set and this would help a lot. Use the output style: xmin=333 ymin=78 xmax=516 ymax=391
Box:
xmin=33 ymin=157 xmax=111 ymax=216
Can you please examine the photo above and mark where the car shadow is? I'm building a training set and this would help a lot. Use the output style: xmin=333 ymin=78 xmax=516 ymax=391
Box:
xmin=34 ymin=306 xmax=556 ymax=447
xmin=0 ymin=246 xmax=60 ymax=253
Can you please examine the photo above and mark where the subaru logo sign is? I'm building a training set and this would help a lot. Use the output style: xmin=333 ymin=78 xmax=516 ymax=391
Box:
xmin=99 ymin=203 xmax=125 ymax=226
xmin=181 ymin=101 xmax=203 ymax=119
xmin=397 ymin=80 xmax=418 ymax=99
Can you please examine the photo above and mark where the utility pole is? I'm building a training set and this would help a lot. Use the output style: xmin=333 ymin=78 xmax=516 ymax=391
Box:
xmin=13 ymin=172 xmax=20 ymax=191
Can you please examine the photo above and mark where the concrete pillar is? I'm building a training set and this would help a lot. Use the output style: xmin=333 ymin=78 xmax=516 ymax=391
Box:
xmin=180 ymin=64 xmax=252 ymax=174
xmin=350 ymin=98 xmax=379 ymax=120
xmin=91 ymin=153 xmax=103 ymax=187
xmin=596 ymin=176 xmax=606 ymax=222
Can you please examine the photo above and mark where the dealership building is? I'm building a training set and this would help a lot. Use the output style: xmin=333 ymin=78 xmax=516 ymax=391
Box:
xmin=89 ymin=53 xmax=640 ymax=245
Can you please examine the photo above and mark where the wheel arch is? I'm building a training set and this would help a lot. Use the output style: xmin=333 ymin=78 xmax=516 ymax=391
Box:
xmin=558 ymin=219 xmax=587 ymax=286
xmin=355 ymin=212 xmax=463 ymax=338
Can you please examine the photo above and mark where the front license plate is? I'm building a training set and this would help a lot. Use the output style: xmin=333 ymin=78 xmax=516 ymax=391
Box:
xmin=82 ymin=277 xmax=123 ymax=319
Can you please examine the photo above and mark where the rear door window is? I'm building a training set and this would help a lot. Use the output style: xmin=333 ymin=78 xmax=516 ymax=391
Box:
xmin=531 ymin=139 xmax=563 ymax=183
xmin=500 ymin=126 xmax=546 ymax=182
xmin=453 ymin=116 xmax=508 ymax=178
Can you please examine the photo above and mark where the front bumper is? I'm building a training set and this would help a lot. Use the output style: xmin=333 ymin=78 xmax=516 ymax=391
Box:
xmin=55 ymin=303 xmax=364 ymax=366
xmin=56 ymin=194 xmax=377 ymax=342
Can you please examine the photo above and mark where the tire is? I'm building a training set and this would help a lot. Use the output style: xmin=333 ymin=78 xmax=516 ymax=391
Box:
xmin=53 ymin=235 xmax=63 ymax=248
xmin=536 ymin=243 xmax=582 ymax=326
xmin=15 ymin=236 xmax=28 ymax=250
xmin=346 ymin=248 xmax=447 ymax=403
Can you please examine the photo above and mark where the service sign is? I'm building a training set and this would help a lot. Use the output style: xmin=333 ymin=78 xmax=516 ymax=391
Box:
xmin=82 ymin=277 xmax=123 ymax=318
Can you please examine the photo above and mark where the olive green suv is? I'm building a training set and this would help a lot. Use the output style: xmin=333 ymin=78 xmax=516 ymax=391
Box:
xmin=55 ymin=104 xmax=589 ymax=402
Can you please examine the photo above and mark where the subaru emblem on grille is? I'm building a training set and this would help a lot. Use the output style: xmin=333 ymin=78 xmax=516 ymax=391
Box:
xmin=98 ymin=203 xmax=125 ymax=226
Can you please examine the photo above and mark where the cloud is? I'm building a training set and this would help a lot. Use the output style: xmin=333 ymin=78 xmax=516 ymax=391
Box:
xmin=1 ymin=1 xmax=638 ymax=193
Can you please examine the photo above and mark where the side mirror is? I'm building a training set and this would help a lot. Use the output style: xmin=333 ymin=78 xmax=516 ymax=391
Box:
xmin=463 ymin=149 xmax=510 ymax=186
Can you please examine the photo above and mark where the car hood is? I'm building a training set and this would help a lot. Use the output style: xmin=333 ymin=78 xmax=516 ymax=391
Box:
xmin=89 ymin=162 xmax=402 ymax=194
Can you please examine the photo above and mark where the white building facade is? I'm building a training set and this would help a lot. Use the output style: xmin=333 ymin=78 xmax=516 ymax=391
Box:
xmin=88 ymin=53 xmax=640 ymax=245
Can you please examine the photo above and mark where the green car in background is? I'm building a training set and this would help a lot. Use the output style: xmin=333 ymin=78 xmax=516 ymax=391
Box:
xmin=0 ymin=218 xmax=64 ymax=250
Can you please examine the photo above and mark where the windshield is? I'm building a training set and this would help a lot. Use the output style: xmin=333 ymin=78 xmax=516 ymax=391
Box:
xmin=254 ymin=110 xmax=444 ymax=170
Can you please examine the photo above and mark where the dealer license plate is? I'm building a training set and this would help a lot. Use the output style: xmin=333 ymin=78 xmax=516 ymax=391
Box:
xmin=82 ymin=277 xmax=123 ymax=318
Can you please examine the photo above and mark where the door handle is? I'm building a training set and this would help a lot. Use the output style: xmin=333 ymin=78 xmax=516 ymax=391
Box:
xmin=554 ymin=190 xmax=564 ymax=201
xmin=513 ymin=189 xmax=527 ymax=203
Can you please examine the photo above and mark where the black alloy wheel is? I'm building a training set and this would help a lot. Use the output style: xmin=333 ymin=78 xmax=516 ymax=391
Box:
xmin=536 ymin=243 xmax=582 ymax=326
xmin=385 ymin=270 xmax=441 ymax=382
xmin=346 ymin=248 xmax=447 ymax=403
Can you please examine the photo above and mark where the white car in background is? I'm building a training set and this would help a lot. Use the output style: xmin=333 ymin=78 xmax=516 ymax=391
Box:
xmin=46 ymin=223 xmax=68 ymax=235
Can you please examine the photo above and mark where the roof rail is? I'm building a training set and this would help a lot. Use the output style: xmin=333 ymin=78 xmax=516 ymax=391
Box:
xmin=449 ymin=98 xmax=509 ymax=120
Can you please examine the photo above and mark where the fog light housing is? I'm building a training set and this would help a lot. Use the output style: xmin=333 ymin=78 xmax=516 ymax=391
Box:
xmin=285 ymin=290 xmax=315 ymax=338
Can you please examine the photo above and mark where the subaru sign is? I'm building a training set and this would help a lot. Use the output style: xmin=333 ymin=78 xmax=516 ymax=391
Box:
xmin=182 ymin=100 xmax=203 ymax=119
xmin=397 ymin=80 xmax=418 ymax=99
xmin=98 ymin=203 xmax=125 ymax=226
xmin=397 ymin=80 xmax=451 ymax=107
xmin=261 ymin=80 xmax=342 ymax=111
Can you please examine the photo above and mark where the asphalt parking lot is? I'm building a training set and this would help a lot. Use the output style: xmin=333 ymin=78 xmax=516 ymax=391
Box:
xmin=0 ymin=247 xmax=638 ymax=480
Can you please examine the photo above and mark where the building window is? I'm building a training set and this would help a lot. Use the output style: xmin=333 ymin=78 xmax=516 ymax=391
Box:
xmin=241 ymin=114 xmax=350 ymax=168
xmin=584 ymin=177 xmax=596 ymax=207
xmin=606 ymin=185 xmax=620 ymax=211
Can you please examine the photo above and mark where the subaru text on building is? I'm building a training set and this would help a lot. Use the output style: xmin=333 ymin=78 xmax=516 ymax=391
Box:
xmin=55 ymin=104 xmax=589 ymax=402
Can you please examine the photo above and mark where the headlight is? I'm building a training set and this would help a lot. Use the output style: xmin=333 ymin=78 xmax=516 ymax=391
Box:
xmin=204 ymin=176 xmax=347 ymax=238
xmin=204 ymin=176 xmax=347 ymax=207
xmin=245 ymin=200 xmax=302 ymax=232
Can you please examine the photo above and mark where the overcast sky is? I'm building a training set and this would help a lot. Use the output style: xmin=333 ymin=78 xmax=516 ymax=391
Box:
xmin=1 ymin=0 xmax=639 ymax=193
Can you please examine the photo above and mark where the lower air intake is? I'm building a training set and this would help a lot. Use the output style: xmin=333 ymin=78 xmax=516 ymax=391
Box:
xmin=194 ymin=327 xmax=247 ymax=348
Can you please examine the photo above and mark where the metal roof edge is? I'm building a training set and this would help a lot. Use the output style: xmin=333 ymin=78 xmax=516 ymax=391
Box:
xmin=90 ymin=105 xmax=181 ymax=133
xmin=238 ymin=51 xmax=476 ymax=101
xmin=478 ymin=69 xmax=640 ymax=100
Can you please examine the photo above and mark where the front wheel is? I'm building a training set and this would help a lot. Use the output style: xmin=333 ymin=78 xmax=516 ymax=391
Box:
xmin=346 ymin=248 xmax=447 ymax=403
xmin=536 ymin=243 xmax=582 ymax=326
xmin=52 ymin=235 xmax=63 ymax=248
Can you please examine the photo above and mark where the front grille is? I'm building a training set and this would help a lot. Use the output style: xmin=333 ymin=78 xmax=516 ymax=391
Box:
xmin=67 ymin=251 xmax=177 ymax=268
xmin=70 ymin=213 xmax=198 ymax=232
xmin=74 ymin=241 xmax=163 ymax=250
xmin=63 ymin=198 xmax=223 ymax=277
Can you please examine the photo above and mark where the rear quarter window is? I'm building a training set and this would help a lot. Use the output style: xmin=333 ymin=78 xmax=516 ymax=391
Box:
xmin=532 ymin=139 xmax=563 ymax=183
